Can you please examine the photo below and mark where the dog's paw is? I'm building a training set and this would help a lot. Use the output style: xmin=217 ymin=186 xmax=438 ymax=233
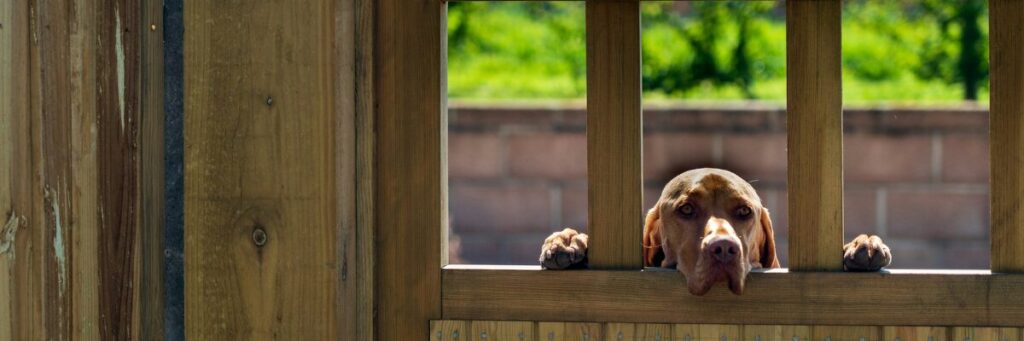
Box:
xmin=843 ymin=234 xmax=892 ymax=272
xmin=539 ymin=228 xmax=588 ymax=270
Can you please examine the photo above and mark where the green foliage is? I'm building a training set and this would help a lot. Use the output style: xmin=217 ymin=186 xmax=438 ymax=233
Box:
xmin=447 ymin=1 xmax=989 ymax=103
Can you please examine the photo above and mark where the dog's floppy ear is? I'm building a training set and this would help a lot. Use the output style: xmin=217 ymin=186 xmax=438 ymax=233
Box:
xmin=642 ymin=206 xmax=664 ymax=267
xmin=758 ymin=207 xmax=780 ymax=268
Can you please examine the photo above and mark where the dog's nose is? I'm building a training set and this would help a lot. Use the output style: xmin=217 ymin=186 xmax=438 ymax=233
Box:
xmin=706 ymin=238 xmax=739 ymax=264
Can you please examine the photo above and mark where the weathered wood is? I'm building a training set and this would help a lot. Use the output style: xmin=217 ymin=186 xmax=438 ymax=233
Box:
xmin=882 ymin=326 xmax=948 ymax=341
xmin=586 ymin=0 xmax=643 ymax=270
xmin=139 ymin=0 xmax=165 ymax=338
xmin=990 ymin=0 xmax=1024 ymax=273
xmin=442 ymin=267 xmax=1024 ymax=326
xmin=786 ymin=0 xmax=844 ymax=271
xmin=0 ymin=1 xmax=42 ymax=339
xmin=184 ymin=0 xmax=341 ymax=339
xmin=376 ymin=0 xmax=445 ymax=340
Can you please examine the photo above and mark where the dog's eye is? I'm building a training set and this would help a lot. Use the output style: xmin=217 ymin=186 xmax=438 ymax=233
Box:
xmin=735 ymin=206 xmax=752 ymax=218
xmin=678 ymin=203 xmax=696 ymax=218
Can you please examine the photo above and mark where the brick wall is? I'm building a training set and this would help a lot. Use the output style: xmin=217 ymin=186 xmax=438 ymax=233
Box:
xmin=448 ymin=103 xmax=990 ymax=269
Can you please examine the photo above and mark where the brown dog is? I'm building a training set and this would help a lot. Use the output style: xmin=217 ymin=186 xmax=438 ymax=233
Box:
xmin=539 ymin=168 xmax=892 ymax=295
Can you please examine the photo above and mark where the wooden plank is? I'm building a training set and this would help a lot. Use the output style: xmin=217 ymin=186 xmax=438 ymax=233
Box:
xmin=566 ymin=323 xmax=603 ymax=341
xmin=585 ymin=0 xmax=643 ymax=269
xmin=952 ymin=327 xmax=1021 ymax=341
xmin=743 ymin=325 xmax=812 ymax=341
xmin=432 ymin=320 xmax=471 ymax=341
xmin=539 ymin=322 xmax=566 ymax=341
xmin=674 ymin=324 xmax=741 ymax=341
xmin=0 ymin=1 xmax=43 ymax=339
xmin=68 ymin=1 xmax=102 ymax=339
xmin=812 ymin=326 xmax=880 ymax=341
xmin=607 ymin=323 xmax=636 ymax=341
xmin=376 ymin=0 xmax=445 ymax=339
xmin=184 ymin=0 xmax=340 ymax=339
xmin=700 ymin=325 xmax=742 ymax=341
xmin=882 ymin=326 xmax=949 ymax=341
xmin=471 ymin=321 xmax=536 ymax=341
xmin=990 ymin=0 xmax=1024 ymax=273
xmin=786 ymin=0 xmax=843 ymax=271
xmin=342 ymin=0 xmax=375 ymax=340
xmin=442 ymin=268 xmax=1024 ymax=326
xmin=139 ymin=0 xmax=165 ymax=338
xmin=636 ymin=324 xmax=672 ymax=341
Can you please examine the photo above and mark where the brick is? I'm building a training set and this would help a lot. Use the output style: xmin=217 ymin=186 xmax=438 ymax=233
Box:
xmin=942 ymin=133 xmax=989 ymax=183
xmin=503 ymin=234 xmax=558 ymax=266
xmin=844 ymin=134 xmax=933 ymax=183
xmin=843 ymin=189 xmax=877 ymax=239
xmin=887 ymin=191 xmax=988 ymax=239
xmin=450 ymin=184 xmax=552 ymax=234
xmin=644 ymin=186 xmax=662 ymax=213
xmin=721 ymin=133 xmax=787 ymax=183
xmin=449 ymin=133 xmax=504 ymax=178
xmin=507 ymin=133 xmax=587 ymax=179
xmin=643 ymin=133 xmax=715 ymax=181
xmin=561 ymin=185 xmax=589 ymax=230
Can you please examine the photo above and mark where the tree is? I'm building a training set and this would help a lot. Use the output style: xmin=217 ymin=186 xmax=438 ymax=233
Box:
xmin=916 ymin=0 xmax=988 ymax=100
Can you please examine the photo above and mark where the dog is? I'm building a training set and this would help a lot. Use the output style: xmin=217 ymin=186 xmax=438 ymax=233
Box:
xmin=539 ymin=168 xmax=892 ymax=295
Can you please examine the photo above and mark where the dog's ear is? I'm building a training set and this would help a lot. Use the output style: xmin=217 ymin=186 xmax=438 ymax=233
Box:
xmin=758 ymin=207 xmax=780 ymax=268
xmin=643 ymin=206 xmax=664 ymax=267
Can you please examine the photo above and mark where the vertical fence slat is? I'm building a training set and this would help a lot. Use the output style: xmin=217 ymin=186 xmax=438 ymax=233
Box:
xmin=990 ymin=0 xmax=1024 ymax=273
xmin=184 ymin=1 xmax=341 ymax=339
xmin=786 ymin=0 xmax=844 ymax=271
xmin=140 ymin=0 xmax=166 ymax=338
xmin=376 ymin=0 xmax=445 ymax=340
xmin=586 ymin=0 xmax=643 ymax=270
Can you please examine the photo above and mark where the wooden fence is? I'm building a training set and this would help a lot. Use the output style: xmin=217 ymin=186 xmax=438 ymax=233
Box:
xmin=2 ymin=0 xmax=1024 ymax=340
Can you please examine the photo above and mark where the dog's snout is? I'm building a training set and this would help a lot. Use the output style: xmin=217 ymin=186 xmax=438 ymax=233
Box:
xmin=706 ymin=238 xmax=739 ymax=264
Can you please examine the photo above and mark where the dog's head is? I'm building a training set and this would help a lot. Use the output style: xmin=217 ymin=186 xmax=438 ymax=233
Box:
xmin=643 ymin=168 xmax=779 ymax=295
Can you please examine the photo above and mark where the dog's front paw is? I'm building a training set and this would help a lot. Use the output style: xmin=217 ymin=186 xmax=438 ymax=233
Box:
xmin=539 ymin=228 xmax=588 ymax=270
xmin=843 ymin=234 xmax=892 ymax=271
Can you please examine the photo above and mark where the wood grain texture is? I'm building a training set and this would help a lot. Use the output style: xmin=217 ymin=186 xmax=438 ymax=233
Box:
xmin=743 ymin=325 xmax=811 ymax=341
xmin=989 ymin=0 xmax=1024 ymax=273
xmin=341 ymin=0 xmax=375 ymax=340
xmin=433 ymin=320 xmax=471 ymax=341
xmin=0 ymin=0 xmax=149 ymax=339
xmin=636 ymin=324 xmax=672 ymax=341
xmin=471 ymin=321 xmax=536 ymax=341
xmin=585 ymin=0 xmax=643 ymax=270
xmin=184 ymin=0 xmax=340 ymax=339
xmin=0 ymin=1 xmax=43 ymax=339
xmin=443 ymin=268 xmax=1024 ymax=326
xmin=812 ymin=326 xmax=879 ymax=341
xmin=952 ymin=327 xmax=1022 ymax=341
xmin=376 ymin=0 xmax=445 ymax=340
xmin=140 ymin=0 xmax=165 ymax=337
xmin=785 ymin=0 xmax=844 ymax=271
xmin=882 ymin=326 xmax=949 ymax=341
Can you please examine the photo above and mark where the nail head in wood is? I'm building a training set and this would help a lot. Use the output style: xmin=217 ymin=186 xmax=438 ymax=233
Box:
xmin=252 ymin=228 xmax=267 ymax=246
